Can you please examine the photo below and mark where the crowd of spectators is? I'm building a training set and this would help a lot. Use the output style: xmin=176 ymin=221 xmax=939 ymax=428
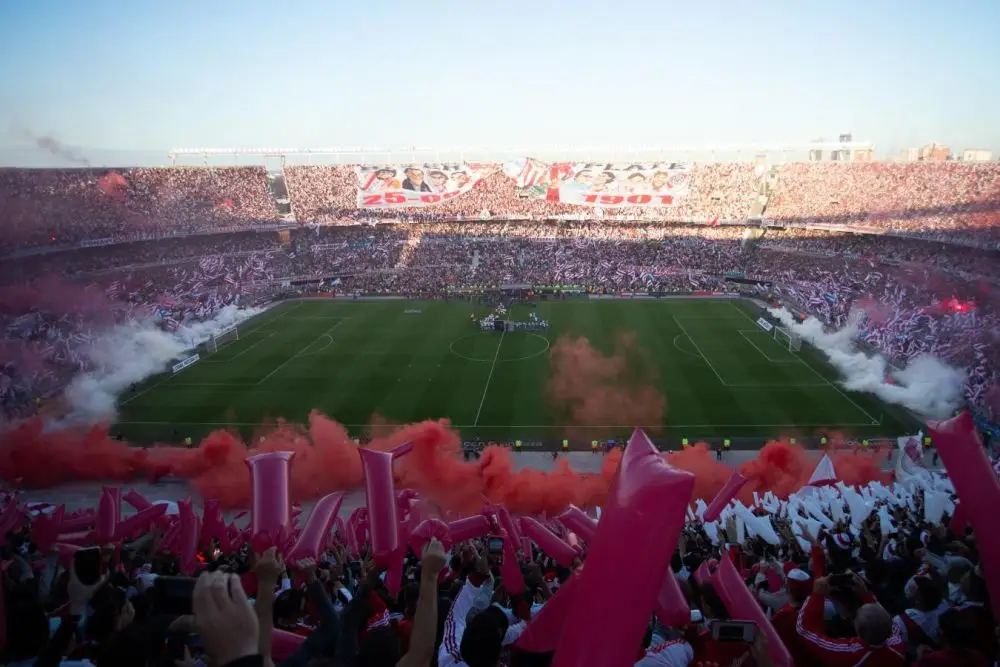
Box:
xmin=2 ymin=219 xmax=999 ymax=421
xmin=0 ymin=167 xmax=279 ymax=252
xmin=3 ymin=161 xmax=999 ymax=254
xmin=0 ymin=453 xmax=996 ymax=667
xmin=766 ymin=162 xmax=1000 ymax=246
xmin=284 ymin=163 xmax=761 ymax=225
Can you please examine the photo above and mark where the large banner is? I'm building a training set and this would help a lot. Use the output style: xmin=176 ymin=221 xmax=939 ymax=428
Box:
xmin=355 ymin=163 xmax=495 ymax=208
xmin=504 ymin=158 xmax=691 ymax=207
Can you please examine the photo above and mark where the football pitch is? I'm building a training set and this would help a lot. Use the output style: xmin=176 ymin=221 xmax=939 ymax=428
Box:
xmin=114 ymin=298 xmax=918 ymax=447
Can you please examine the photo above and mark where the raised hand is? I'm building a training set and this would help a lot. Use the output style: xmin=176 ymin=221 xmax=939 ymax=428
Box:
xmin=421 ymin=538 xmax=447 ymax=576
xmin=193 ymin=571 xmax=259 ymax=667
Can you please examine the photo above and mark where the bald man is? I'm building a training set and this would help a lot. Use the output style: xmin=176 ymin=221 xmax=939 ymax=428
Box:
xmin=796 ymin=574 xmax=905 ymax=667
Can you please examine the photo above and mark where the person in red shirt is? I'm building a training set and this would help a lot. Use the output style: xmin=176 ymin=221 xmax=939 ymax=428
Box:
xmin=795 ymin=575 xmax=905 ymax=667
xmin=914 ymin=607 xmax=991 ymax=667
xmin=954 ymin=570 xmax=998 ymax=661
xmin=769 ymin=569 xmax=813 ymax=667
xmin=689 ymin=582 xmax=754 ymax=667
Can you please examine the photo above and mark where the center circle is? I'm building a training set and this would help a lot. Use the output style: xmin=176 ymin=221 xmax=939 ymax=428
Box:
xmin=449 ymin=332 xmax=551 ymax=363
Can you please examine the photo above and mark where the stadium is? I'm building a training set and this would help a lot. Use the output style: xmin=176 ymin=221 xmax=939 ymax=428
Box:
xmin=2 ymin=144 xmax=997 ymax=448
xmin=2 ymin=141 xmax=1000 ymax=666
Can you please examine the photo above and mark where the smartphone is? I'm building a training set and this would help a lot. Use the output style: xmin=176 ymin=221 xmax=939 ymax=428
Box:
xmin=487 ymin=537 xmax=504 ymax=555
xmin=828 ymin=573 xmax=855 ymax=590
xmin=487 ymin=536 xmax=504 ymax=565
xmin=710 ymin=620 xmax=757 ymax=643
xmin=73 ymin=547 xmax=103 ymax=586
xmin=152 ymin=576 xmax=197 ymax=616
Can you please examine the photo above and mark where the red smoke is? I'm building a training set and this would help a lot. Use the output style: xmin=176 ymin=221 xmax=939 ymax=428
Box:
xmin=0 ymin=413 xmax=890 ymax=515
xmin=546 ymin=333 xmax=666 ymax=431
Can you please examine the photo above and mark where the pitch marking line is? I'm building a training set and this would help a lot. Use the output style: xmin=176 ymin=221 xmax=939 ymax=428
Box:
xmin=673 ymin=316 xmax=840 ymax=388
xmin=672 ymin=316 xmax=729 ymax=385
xmin=255 ymin=319 xmax=348 ymax=385
xmin=119 ymin=302 xmax=304 ymax=407
xmin=204 ymin=332 xmax=277 ymax=362
xmin=727 ymin=302 xmax=881 ymax=425
xmin=671 ymin=334 xmax=703 ymax=361
xmin=473 ymin=329 xmax=505 ymax=426
xmin=301 ymin=333 xmax=335 ymax=357
xmin=737 ymin=330 xmax=799 ymax=363
xmin=115 ymin=420 xmax=883 ymax=429
xmin=449 ymin=332 xmax=550 ymax=363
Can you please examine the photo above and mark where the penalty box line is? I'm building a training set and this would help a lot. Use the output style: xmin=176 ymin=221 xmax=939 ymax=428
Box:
xmin=727 ymin=303 xmax=881 ymax=425
xmin=736 ymin=330 xmax=800 ymax=363
xmin=673 ymin=316 xmax=837 ymax=388
xmin=120 ymin=302 xmax=304 ymax=406
xmin=203 ymin=332 xmax=277 ymax=362
xmin=254 ymin=319 xmax=348 ymax=386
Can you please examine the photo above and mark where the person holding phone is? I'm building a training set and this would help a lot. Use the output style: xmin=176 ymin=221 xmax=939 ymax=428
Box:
xmin=795 ymin=574 xmax=905 ymax=667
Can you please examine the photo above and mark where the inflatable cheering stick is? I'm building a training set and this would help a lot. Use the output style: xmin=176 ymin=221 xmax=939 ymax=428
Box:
xmin=715 ymin=551 xmax=793 ymax=667
xmin=552 ymin=428 xmax=694 ymax=667
xmin=359 ymin=443 xmax=411 ymax=567
xmin=703 ymin=470 xmax=748 ymax=523
xmin=286 ymin=492 xmax=345 ymax=563
xmin=927 ymin=411 xmax=1000 ymax=610
xmin=245 ymin=451 xmax=295 ymax=552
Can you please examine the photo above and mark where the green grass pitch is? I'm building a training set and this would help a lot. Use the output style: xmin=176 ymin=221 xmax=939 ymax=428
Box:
xmin=114 ymin=298 xmax=919 ymax=446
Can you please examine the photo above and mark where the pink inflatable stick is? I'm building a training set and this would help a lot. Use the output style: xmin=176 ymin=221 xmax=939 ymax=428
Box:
xmin=928 ymin=412 xmax=1000 ymax=609
xmin=95 ymin=487 xmax=121 ymax=544
xmin=359 ymin=449 xmax=401 ymax=567
xmin=176 ymin=500 xmax=200 ymax=575
xmin=495 ymin=506 xmax=523 ymax=546
xmin=519 ymin=517 xmax=576 ymax=568
xmin=60 ymin=510 xmax=96 ymax=534
xmin=123 ymin=489 xmax=152 ymax=512
xmin=448 ymin=514 xmax=492 ymax=543
xmin=499 ymin=530 xmax=526 ymax=595
xmin=703 ymin=470 xmax=748 ymax=523
xmin=653 ymin=570 xmax=691 ymax=628
xmin=411 ymin=518 xmax=451 ymax=556
xmin=515 ymin=573 xmax=580 ymax=652
xmin=33 ymin=505 xmax=65 ymax=553
xmin=715 ymin=551 xmax=792 ymax=667
xmin=116 ymin=504 xmax=167 ymax=542
xmin=286 ymin=492 xmax=345 ymax=562
xmin=552 ymin=428 xmax=694 ymax=667
xmin=555 ymin=506 xmax=596 ymax=543
xmin=245 ymin=452 xmax=295 ymax=552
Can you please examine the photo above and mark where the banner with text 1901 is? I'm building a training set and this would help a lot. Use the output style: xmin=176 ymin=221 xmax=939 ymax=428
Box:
xmin=503 ymin=159 xmax=691 ymax=207
xmin=355 ymin=163 xmax=496 ymax=208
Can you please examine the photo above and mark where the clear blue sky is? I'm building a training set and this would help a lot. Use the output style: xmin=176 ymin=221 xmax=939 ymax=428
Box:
xmin=1 ymin=0 xmax=998 ymax=164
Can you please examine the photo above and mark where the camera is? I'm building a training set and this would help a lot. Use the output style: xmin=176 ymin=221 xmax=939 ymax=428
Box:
xmin=710 ymin=620 xmax=757 ymax=643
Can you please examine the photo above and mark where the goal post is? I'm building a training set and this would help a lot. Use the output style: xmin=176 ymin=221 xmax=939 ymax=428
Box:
xmin=774 ymin=326 xmax=802 ymax=352
xmin=206 ymin=325 xmax=239 ymax=354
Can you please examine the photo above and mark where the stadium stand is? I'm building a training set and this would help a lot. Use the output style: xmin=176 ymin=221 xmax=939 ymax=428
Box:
xmin=0 ymin=166 xmax=278 ymax=251
xmin=1 ymin=160 xmax=998 ymax=424
xmin=0 ymin=157 xmax=999 ymax=667
xmin=767 ymin=162 xmax=1000 ymax=246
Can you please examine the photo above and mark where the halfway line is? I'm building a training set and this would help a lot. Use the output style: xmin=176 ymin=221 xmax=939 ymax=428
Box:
xmin=473 ymin=329 xmax=505 ymax=426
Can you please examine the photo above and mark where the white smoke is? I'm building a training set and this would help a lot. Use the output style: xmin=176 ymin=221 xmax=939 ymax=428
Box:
xmin=768 ymin=307 xmax=966 ymax=418
xmin=59 ymin=305 xmax=263 ymax=425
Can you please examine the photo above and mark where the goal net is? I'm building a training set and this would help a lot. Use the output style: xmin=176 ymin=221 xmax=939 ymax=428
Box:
xmin=774 ymin=327 xmax=802 ymax=352
xmin=205 ymin=325 xmax=239 ymax=354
